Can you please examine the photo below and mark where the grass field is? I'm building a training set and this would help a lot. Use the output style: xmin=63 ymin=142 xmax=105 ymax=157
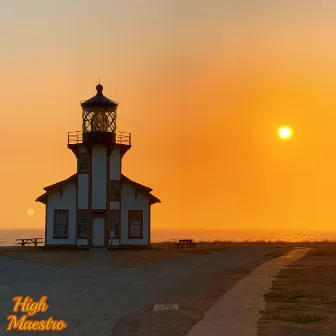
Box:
xmin=258 ymin=244 xmax=336 ymax=336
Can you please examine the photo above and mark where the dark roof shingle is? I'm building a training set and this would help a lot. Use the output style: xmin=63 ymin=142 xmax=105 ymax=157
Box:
xmin=36 ymin=173 xmax=160 ymax=205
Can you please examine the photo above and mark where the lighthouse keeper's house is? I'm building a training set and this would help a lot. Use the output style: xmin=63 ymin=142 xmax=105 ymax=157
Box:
xmin=36 ymin=84 xmax=160 ymax=248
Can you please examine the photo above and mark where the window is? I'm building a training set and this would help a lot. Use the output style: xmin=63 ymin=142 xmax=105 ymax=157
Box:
xmin=110 ymin=180 xmax=121 ymax=201
xmin=53 ymin=210 xmax=69 ymax=238
xmin=78 ymin=210 xmax=88 ymax=238
xmin=77 ymin=153 xmax=89 ymax=173
xmin=78 ymin=160 xmax=88 ymax=173
xmin=109 ymin=210 xmax=120 ymax=238
xmin=128 ymin=210 xmax=143 ymax=238
xmin=91 ymin=112 xmax=109 ymax=131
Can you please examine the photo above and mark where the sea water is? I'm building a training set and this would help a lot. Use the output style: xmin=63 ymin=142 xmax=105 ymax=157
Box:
xmin=1 ymin=228 xmax=336 ymax=246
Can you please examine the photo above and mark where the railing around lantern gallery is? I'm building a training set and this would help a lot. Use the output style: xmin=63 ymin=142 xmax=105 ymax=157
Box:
xmin=68 ymin=130 xmax=131 ymax=146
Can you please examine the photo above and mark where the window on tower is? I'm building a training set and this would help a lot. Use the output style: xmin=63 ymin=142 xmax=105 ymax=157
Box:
xmin=91 ymin=112 xmax=109 ymax=132
xmin=110 ymin=180 xmax=121 ymax=201
xmin=77 ymin=153 xmax=89 ymax=173
xmin=78 ymin=160 xmax=88 ymax=173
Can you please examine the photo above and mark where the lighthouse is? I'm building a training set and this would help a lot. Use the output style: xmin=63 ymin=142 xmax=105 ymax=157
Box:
xmin=36 ymin=84 xmax=160 ymax=248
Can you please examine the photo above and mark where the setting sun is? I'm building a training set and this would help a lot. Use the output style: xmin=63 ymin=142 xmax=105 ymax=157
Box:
xmin=277 ymin=126 xmax=293 ymax=140
xmin=26 ymin=208 xmax=35 ymax=216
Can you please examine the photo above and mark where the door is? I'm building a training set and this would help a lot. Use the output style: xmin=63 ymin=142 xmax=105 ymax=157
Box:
xmin=92 ymin=218 xmax=105 ymax=246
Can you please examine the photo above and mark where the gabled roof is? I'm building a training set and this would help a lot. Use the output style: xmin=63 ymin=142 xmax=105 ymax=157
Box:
xmin=148 ymin=194 xmax=161 ymax=205
xmin=36 ymin=174 xmax=77 ymax=204
xmin=36 ymin=173 xmax=160 ymax=205
xmin=43 ymin=174 xmax=77 ymax=191
xmin=121 ymin=175 xmax=160 ymax=204
xmin=121 ymin=175 xmax=153 ymax=193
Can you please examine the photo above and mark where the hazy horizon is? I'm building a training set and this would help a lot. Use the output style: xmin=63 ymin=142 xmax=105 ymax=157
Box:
xmin=2 ymin=227 xmax=336 ymax=232
xmin=2 ymin=1 xmax=336 ymax=231
xmin=2 ymin=226 xmax=336 ymax=247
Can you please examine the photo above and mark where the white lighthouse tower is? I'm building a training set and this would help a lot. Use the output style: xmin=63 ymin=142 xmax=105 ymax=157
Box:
xmin=36 ymin=84 xmax=160 ymax=248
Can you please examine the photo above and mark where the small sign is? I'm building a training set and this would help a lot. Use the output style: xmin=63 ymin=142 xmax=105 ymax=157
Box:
xmin=153 ymin=304 xmax=179 ymax=311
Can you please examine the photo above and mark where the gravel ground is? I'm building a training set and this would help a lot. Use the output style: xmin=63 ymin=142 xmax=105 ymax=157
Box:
xmin=0 ymin=246 xmax=286 ymax=336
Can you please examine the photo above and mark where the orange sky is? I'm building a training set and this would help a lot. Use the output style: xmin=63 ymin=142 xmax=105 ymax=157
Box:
xmin=2 ymin=0 xmax=336 ymax=230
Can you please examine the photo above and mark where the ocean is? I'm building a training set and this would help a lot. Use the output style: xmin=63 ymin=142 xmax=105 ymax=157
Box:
xmin=1 ymin=228 xmax=336 ymax=246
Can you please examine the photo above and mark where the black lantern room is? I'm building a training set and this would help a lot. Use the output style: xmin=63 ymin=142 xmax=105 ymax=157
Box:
xmin=67 ymin=83 xmax=131 ymax=156
xmin=80 ymin=84 xmax=119 ymax=144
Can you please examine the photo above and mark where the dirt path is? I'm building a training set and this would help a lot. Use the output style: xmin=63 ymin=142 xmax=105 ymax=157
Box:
xmin=186 ymin=248 xmax=311 ymax=336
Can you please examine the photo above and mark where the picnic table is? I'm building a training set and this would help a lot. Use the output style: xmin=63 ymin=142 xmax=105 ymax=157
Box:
xmin=174 ymin=239 xmax=196 ymax=248
xmin=16 ymin=238 xmax=43 ymax=247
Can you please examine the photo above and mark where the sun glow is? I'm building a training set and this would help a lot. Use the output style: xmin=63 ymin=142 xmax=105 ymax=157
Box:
xmin=26 ymin=209 xmax=35 ymax=216
xmin=277 ymin=126 xmax=293 ymax=140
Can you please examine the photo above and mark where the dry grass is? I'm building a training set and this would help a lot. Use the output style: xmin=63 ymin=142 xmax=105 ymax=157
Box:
xmin=258 ymin=244 xmax=336 ymax=336
xmin=260 ymin=308 xmax=323 ymax=324
xmin=0 ymin=240 xmax=335 ymax=269
xmin=113 ymin=243 xmax=231 ymax=267
xmin=153 ymin=238 xmax=336 ymax=247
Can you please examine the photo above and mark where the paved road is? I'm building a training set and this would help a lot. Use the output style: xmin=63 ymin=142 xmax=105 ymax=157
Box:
xmin=0 ymin=246 xmax=284 ymax=336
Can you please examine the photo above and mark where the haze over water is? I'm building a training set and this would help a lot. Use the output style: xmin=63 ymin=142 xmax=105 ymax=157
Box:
xmin=2 ymin=228 xmax=336 ymax=246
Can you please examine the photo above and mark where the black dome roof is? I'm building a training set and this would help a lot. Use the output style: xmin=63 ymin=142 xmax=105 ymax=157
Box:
xmin=81 ymin=84 xmax=118 ymax=109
